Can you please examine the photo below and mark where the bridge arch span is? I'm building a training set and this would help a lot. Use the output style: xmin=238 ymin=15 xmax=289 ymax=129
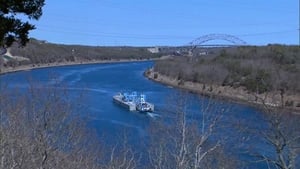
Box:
xmin=189 ymin=34 xmax=247 ymax=46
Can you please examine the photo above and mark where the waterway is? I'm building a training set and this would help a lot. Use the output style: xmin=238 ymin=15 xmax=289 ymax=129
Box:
xmin=0 ymin=61 xmax=298 ymax=168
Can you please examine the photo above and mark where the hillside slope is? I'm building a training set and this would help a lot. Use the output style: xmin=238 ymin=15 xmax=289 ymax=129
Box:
xmin=0 ymin=38 xmax=161 ymax=69
xmin=149 ymin=45 xmax=300 ymax=110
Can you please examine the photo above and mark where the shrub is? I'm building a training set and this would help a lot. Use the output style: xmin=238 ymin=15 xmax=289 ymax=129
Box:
xmin=285 ymin=100 xmax=294 ymax=107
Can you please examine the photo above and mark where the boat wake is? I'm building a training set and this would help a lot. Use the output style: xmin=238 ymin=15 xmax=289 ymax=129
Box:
xmin=52 ymin=64 xmax=127 ymax=85
xmin=146 ymin=112 xmax=160 ymax=118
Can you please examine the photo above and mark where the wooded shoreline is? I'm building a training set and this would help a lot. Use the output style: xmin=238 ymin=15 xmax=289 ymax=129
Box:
xmin=0 ymin=58 xmax=156 ymax=75
xmin=2 ymin=57 xmax=299 ymax=113
xmin=145 ymin=68 xmax=300 ymax=113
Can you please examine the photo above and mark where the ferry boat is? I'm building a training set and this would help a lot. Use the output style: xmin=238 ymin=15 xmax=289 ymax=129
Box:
xmin=113 ymin=92 xmax=154 ymax=112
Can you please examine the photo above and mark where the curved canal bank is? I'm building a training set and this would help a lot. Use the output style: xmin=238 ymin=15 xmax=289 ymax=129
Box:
xmin=145 ymin=68 xmax=300 ymax=113
xmin=3 ymin=57 xmax=299 ymax=113
xmin=0 ymin=58 xmax=159 ymax=75
xmin=1 ymin=61 xmax=299 ymax=169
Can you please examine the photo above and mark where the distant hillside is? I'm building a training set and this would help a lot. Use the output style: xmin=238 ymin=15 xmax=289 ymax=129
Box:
xmin=151 ymin=45 xmax=300 ymax=109
xmin=1 ymin=38 xmax=161 ymax=68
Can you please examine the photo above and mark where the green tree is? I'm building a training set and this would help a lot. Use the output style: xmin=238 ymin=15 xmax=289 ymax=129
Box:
xmin=0 ymin=0 xmax=45 ymax=48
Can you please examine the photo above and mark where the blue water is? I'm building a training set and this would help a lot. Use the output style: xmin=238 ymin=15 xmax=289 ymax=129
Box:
xmin=0 ymin=62 xmax=176 ymax=143
xmin=1 ymin=61 xmax=295 ymax=168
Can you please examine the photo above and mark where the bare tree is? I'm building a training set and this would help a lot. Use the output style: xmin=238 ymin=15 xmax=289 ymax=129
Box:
xmin=0 ymin=81 xmax=102 ymax=169
xmin=0 ymin=79 xmax=146 ymax=169
xmin=101 ymin=134 xmax=139 ymax=169
xmin=148 ymin=92 xmax=235 ymax=169
xmin=252 ymin=107 xmax=300 ymax=169
xmin=236 ymin=94 xmax=300 ymax=169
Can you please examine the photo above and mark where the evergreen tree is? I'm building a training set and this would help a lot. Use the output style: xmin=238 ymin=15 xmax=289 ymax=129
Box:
xmin=0 ymin=0 xmax=44 ymax=48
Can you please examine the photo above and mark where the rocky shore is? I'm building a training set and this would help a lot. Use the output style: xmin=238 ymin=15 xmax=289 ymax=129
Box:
xmin=145 ymin=68 xmax=300 ymax=113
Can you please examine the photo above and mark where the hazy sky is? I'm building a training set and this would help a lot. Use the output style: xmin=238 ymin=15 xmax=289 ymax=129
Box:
xmin=29 ymin=0 xmax=299 ymax=46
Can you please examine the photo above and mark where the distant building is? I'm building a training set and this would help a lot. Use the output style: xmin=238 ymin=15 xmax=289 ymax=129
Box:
xmin=198 ymin=51 xmax=208 ymax=55
xmin=147 ymin=47 xmax=160 ymax=53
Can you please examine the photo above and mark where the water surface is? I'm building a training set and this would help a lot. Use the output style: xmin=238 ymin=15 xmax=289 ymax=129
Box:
xmin=1 ymin=61 xmax=290 ymax=168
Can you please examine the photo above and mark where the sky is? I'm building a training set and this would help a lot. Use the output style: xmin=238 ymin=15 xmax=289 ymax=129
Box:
xmin=28 ymin=0 xmax=299 ymax=46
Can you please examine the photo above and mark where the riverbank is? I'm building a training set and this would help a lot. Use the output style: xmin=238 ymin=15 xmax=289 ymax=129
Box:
xmin=0 ymin=58 xmax=157 ymax=75
xmin=145 ymin=68 xmax=300 ymax=113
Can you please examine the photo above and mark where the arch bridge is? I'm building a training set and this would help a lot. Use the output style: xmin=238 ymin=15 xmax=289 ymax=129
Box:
xmin=189 ymin=33 xmax=247 ymax=47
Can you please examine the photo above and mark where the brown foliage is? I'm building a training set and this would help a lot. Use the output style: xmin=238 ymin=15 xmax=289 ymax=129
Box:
xmin=7 ymin=39 xmax=160 ymax=66
xmin=154 ymin=45 xmax=300 ymax=94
